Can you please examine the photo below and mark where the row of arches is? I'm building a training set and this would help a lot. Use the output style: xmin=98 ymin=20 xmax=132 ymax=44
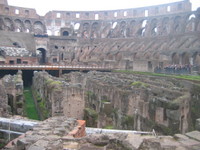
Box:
xmin=172 ymin=52 xmax=200 ymax=66
xmin=48 ymin=13 xmax=200 ymax=38
xmin=0 ymin=17 xmax=46 ymax=35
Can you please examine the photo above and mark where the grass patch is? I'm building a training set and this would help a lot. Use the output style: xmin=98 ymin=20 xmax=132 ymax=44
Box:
xmin=113 ymin=70 xmax=200 ymax=81
xmin=104 ymin=125 xmax=114 ymax=129
xmin=131 ymin=81 xmax=149 ymax=88
xmin=84 ymin=108 xmax=98 ymax=119
xmin=101 ymin=99 xmax=110 ymax=103
xmin=24 ymin=87 xmax=39 ymax=120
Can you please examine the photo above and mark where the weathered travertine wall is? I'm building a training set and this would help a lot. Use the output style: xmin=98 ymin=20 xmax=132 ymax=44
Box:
xmin=32 ymin=71 xmax=85 ymax=120
xmin=81 ymin=71 xmax=191 ymax=135
xmin=31 ymin=71 xmax=200 ymax=135
xmin=0 ymin=0 xmax=199 ymax=72
xmin=5 ymin=116 xmax=200 ymax=150
xmin=0 ymin=70 xmax=24 ymax=117
xmin=0 ymin=79 xmax=9 ymax=117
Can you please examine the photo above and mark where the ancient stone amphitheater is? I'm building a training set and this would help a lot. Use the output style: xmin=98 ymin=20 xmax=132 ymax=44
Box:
xmin=0 ymin=0 xmax=200 ymax=149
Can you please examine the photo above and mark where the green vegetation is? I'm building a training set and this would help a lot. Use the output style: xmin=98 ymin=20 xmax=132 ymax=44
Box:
xmin=84 ymin=108 xmax=98 ymax=119
xmin=46 ymin=78 xmax=62 ymax=91
xmin=38 ymin=99 xmax=49 ymax=120
xmin=0 ymin=141 xmax=6 ymax=149
xmin=84 ymin=108 xmax=98 ymax=127
xmin=131 ymin=81 xmax=149 ymax=88
xmin=190 ymin=85 xmax=200 ymax=129
xmin=122 ymin=115 xmax=134 ymax=129
xmin=24 ymin=87 xmax=39 ymax=120
xmin=104 ymin=125 xmax=114 ymax=129
xmin=113 ymin=70 xmax=200 ymax=81
xmin=101 ymin=99 xmax=110 ymax=103
xmin=86 ymin=91 xmax=93 ymax=96
xmin=112 ymin=108 xmax=119 ymax=120
xmin=86 ymin=91 xmax=97 ymax=101
xmin=32 ymin=89 xmax=49 ymax=120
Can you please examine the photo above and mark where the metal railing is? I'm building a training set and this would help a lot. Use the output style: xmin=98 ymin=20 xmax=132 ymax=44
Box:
xmin=0 ymin=64 xmax=112 ymax=70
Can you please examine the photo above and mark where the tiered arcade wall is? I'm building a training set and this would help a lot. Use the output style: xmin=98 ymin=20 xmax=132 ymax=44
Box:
xmin=0 ymin=0 xmax=200 ymax=72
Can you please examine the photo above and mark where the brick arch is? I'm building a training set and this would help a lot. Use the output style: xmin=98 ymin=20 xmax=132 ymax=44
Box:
xmin=4 ymin=17 xmax=14 ymax=31
xmin=181 ymin=52 xmax=190 ymax=65
xmin=91 ymin=22 xmax=99 ymax=38
xmin=127 ymin=20 xmax=136 ymax=37
xmin=193 ymin=52 xmax=200 ymax=66
xmin=119 ymin=21 xmax=127 ymax=37
xmin=173 ymin=16 xmax=182 ymax=33
xmin=74 ymin=22 xmax=80 ymax=30
xmin=14 ymin=19 xmax=24 ymax=32
xmin=185 ymin=14 xmax=196 ymax=32
xmin=107 ymin=52 xmax=114 ymax=60
xmin=24 ymin=20 xmax=32 ymax=33
xmin=33 ymin=21 xmax=45 ymax=35
xmin=115 ymin=52 xmax=122 ymax=61
xmin=150 ymin=18 xmax=158 ymax=36
xmin=152 ymin=52 xmax=160 ymax=60
xmin=110 ymin=21 xmax=120 ymax=38
xmin=81 ymin=22 xmax=90 ymax=38
xmin=144 ymin=52 xmax=151 ymax=59
xmin=172 ymin=52 xmax=180 ymax=64
xmin=137 ymin=19 xmax=147 ymax=36
xmin=100 ymin=22 xmax=112 ymax=38
xmin=161 ymin=17 xmax=170 ymax=35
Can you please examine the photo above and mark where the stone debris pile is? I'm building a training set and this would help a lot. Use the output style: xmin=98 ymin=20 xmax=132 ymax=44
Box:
xmin=0 ymin=47 xmax=32 ymax=57
xmin=4 ymin=117 xmax=77 ymax=150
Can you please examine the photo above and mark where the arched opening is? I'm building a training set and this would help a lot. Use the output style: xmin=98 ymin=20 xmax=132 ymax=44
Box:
xmin=63 ymin=31 xmax=69 ymax=36
xmin=188 ymin=14 xmax=196 ymax=20
xmin=14 ymin=19 xmax=23 ymax=32
xmin=182 ymin=52 xmax=190 ymax=65
xmin=82 ymin=23 xmax=90 ymax=38
xmin=152 ymin=27 xmax=158 ymax=35
xmin=112 ymin=22 xmax=117 ymax=29
xmin=137 ymin=28 xmax=145 ymax=36
xmin=7 ymin=94 xmax=14 ymax=115
xmin=142 ymin=20 xmax=147 ymax=28
xmin=124 ymin=11 xmax=127 ymax=16
xmin=24 ymin=20 xmax=31 ymax=32
xmin=4 ymin=18 xmax=13 ymax=31
xmin=193 ymin=52 xmax=200 ymax=66
xmin=92 ymin=104 xmax=96 ymax=110
xmin=60 ymin=53 xmax=64 ymax=61
xmin=16 ymin=28 xmax=20 ymax=32
xmin=172 ymin=53 xmax=180 ymax=64
xmin=151 ymin=19 xmax=158 ymax=36
xmin=114 ymin=12 xmax=117 ymax=17
xmin=137 ymin=20 xmax=147 ymax=36
xmin=74 ymin=23 xmax=80 ymax=30
xmin=95 ymin=14 xmax=99 ymax=20
xmin=174 ymin=16 xmax=181 ymax=33
xmin=162 ymin=17 xmax=170 ymax=34
xmin=37 ymin=48 xmax=46 ymax=64
xmin=34 ymin=21 xmax=44 ymax=35
xmin=129 ymin=20 xmax=136 ymax=36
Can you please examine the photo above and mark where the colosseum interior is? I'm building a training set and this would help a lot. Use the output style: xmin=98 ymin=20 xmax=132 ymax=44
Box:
xmin=0 ymin=0 xmax=200 ymax=149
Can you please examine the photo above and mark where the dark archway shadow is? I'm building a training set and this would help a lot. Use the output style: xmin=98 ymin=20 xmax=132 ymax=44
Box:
xmin=37 ymin=48 xmax=46 ymax=64
xmin=63 ymin=31 xmax=69 ymax=36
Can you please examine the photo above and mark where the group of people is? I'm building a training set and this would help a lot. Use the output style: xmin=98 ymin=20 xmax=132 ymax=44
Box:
xmin=155 ymin=64 xmax=192 ymax=74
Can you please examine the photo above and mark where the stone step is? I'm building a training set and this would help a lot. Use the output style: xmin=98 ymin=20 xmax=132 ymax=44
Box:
xmin=174 ymin=134 xmax=200 ymax=148
xmin=185 ymin=131 xmax=200 ymax=142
